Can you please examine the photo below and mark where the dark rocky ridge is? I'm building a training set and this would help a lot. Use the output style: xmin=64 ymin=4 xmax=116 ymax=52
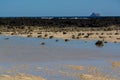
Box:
xmin=0 ymin=17 xmax=120 ymax=28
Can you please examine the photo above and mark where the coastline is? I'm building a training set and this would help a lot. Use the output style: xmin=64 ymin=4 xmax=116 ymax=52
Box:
xmin=0 ymin=18 xmax=120 ymax=80
xmin=0 ymin=26 xmax=120 ymax=43
xmin=0 ymin=27 xmax=120 ymax=80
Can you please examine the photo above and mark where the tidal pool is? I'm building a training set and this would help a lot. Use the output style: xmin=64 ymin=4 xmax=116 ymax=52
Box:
xmin=0 ymin=36 xmax=120 ymax=80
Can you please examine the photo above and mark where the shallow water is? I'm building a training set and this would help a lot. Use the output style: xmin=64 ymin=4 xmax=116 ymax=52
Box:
xmin=0 ymin=36 xmax=120 ymax=80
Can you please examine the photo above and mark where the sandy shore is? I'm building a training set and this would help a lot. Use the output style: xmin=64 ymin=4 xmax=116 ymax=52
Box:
xmin=0 ymin=32 xmax=120 ymax=80
xmin=0 ymin=26 xmax=120 ymax=80
xmin=0 ymin=62 xmax=120 ymax=80
xmin=0 ymin=74 xmax=45 ymax=80
xmin=1 ymin=29 xmax=120 ymax=43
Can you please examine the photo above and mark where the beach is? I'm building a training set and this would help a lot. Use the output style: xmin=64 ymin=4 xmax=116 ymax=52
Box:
xmin=0 ymin=0 xmax=120 ymax=79
xmin=0 ymin=18 xmax=120 ymax=80
xmin=0 ymin=26 xmax=120 ymax=43
xmin=0 ymin=34 xmax=120 ymax=80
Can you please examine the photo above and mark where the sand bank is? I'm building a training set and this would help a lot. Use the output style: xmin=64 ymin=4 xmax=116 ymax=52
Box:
xmin=1 ymin=29 xmax=120 ymax=43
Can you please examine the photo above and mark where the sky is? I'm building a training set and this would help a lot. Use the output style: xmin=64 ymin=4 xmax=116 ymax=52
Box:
xmin=0 ymin=0 xmax=120 ymax=17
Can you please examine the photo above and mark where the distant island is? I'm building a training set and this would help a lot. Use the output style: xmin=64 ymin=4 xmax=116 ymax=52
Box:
xmin=90 ymin=12 xmax=101 ymax=17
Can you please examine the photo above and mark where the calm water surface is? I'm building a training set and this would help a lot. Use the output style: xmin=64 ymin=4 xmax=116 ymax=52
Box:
xmin=0 ymin=36 xmax=120 ymax=80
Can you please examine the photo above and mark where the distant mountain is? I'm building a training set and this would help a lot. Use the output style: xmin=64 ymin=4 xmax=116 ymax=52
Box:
xmin=90 ymin=12 xmax=101 ymax=17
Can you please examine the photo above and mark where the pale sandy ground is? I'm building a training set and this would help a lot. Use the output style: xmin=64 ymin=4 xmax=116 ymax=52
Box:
xmin=0 ymin=74 xmax=45 ymax=80
xmin=1 ymin=30 xmax=120 ymax=42
xmin=1 ymin=63 xmax=120 ymax=80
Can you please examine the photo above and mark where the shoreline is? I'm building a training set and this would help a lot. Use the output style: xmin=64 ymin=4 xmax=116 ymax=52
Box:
xmin=0 ymin=27 xmax=120 ymax=43
xmin=0 ymin=26 xmax=120 ymax=80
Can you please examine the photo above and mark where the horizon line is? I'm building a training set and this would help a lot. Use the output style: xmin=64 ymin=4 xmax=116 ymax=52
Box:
xmin=0 ymin=16 xmax=120 ymax=17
